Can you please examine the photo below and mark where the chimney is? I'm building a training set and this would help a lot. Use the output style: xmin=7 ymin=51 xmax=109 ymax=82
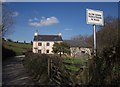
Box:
xmin=34 ymin=30 xmax=39 ymax=36
xmin=58 ymin=33 xmax=62 ymax=36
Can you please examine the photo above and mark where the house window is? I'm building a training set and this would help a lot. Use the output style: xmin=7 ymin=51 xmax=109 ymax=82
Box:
xmin=81 ymin=51 xmax=85 ymax=53
xmin=38 ymin=50 xmax=41 ymax=53
xmin=46 ymin=50 xmax=49 ymax=53
xmin=54 ymin=37 xmax=57 ymax=40
xmin=46 ymin=42 xmax=50 ymax=46
xmin=38 ymin=43 xmax=42 ymax=46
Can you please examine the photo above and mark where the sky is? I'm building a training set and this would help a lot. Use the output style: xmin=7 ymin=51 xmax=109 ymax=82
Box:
xmin=5 ymin=2 xmax=118 ymax=42
xmin=1 ymin=0 xmax=119 ymax=2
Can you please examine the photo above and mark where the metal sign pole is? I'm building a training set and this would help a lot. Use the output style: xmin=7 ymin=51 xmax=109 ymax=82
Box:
xmin=86 ymin=9 xmax=103 ymax=57
xmin=93 ymin=24 xmax=96 ymax=56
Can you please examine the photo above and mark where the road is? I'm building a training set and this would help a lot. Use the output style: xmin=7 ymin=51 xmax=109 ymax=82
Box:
xmin=2 ymin=55 xmax=35 ymax=86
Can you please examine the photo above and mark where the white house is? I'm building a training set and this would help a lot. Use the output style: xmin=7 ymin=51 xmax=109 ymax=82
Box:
xmin=33 ymin=32 xmax=63 ymax=54
xmin=70 ymin=47 xmax=92 ymax=57
xmin=64 ymin=40 xmax=92 ymax=57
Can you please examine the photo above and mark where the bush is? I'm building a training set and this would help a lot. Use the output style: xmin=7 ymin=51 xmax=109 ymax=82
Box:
xmin=24 ymin=52 xmax=50 ymax=84
xmin=89 ymin=44 xmax=120 ymax=85
xmin=7 ymin=39 xmax=13 ymax=42
xmin=24 ymin=52 xmax=66 ymax=85
xmin=2 ymin=46 xmax=16 ymax=60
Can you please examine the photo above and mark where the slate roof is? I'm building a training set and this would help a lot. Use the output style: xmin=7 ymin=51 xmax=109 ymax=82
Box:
xmin=64 ymin=40 xmax=92 ymax=48
xmin=34 ymin=35 xmax=63 ymax=41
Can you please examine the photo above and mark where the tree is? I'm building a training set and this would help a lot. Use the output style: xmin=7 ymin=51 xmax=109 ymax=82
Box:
xmin=7 ymin=39 xmax=13 ymax=42
xmin=96 ymin=17 xmax=119 ymax=54
xmin=70 ymin=35 xmax=91 ymax=47
xmin=85 ymin=17 xmax=119 ymax=55
xmin=88 ymin=17 xmax=119 ymax=85
xmin=31 ymin=41 xmax=33 ymax=45
xmin=52 ymin=42 xmax=70 ymax=57
xmin=24 ymin=41 xmax=26 ymax=44
xmin=1 ymin=3 xmax=14 ymax=37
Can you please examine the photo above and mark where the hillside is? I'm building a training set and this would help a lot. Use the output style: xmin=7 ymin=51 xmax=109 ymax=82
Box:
xmin=2 ymin=40 xmax=32 ymax=56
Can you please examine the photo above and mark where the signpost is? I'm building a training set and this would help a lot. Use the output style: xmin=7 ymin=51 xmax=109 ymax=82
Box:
xmin=86 ymin=9 xmax=104 ymax=56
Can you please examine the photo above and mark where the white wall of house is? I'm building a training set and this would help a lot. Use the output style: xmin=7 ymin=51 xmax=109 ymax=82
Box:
xmin=33 ymin=41 xmax=38 ymax=53
xmin=70 ymin=47 xmax=91 ymax=57
xmin=33 ymin=41 xmax=62 ymax=54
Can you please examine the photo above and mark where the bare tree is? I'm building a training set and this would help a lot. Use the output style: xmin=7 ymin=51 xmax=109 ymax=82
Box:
xmin=70 ymin=34 xmax=91 ymax=47
xmin=85 ymin=17 xmax=119 ymax=55
xmin=96 ymin=17 xmax=119 ymax=53
xmin=1 ymin=3 xmax=14 ymax=37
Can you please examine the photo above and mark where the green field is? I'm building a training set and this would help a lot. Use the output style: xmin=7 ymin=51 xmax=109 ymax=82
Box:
xmin=63 ymin=56 xmax=88 ymax=72
xmin=3 ymin=40 xmax=32 ymax=55
xmin=63 ymin=58 xmax=85 ymax=64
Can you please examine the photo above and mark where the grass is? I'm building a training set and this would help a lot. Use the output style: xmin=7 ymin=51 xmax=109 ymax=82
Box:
xmin=3 ymin=40 xmax=32 ymax=55
xmin=63 ymin=58 xmax=83 ymax=64
xmin=4 ymin=41 xmax=32 ymax=48
xmin=63 ymin=57 xmax=87 ymax=64
xmin=64 ymin=65 xmax=80 ymax=72
xmin=63 ymin=56 xmax=89 ymax=72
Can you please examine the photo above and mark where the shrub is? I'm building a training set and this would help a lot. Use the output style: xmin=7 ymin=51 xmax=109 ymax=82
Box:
xmin=7 ymin=39 xmax=13 ymax=42
xmin=24 ymin=52 xmax=50 ymax=84
xmin=2 ymin=46 xmax=16 ymax=60
xmin=89 ymin=44 xmax=120 ymax=85
xmin=24 ymin=52 xmax=90 ymax=86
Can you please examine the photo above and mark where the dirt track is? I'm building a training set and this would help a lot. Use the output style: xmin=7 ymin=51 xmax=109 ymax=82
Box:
xmin=2 ymin=55 xmax=35 ymax=86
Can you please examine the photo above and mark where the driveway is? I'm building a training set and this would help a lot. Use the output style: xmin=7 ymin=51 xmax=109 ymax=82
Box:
xmin=2 ymin=55 xmax=35 ymax=86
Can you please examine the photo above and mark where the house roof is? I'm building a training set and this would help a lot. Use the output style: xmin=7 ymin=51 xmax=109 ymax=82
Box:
xmin=34 ymin=35 xmax=63 ymax=41
xmin=64 ymin=40 xmax=92 ymax=48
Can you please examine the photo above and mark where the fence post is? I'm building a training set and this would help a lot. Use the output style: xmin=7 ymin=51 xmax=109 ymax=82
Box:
xmin=50 ymin=58 xmax=52 ymax=79
xmin=48 ymin=57 xmax=53 ymax=78
xmin=48 ymin=58 xmax=50 ymax=78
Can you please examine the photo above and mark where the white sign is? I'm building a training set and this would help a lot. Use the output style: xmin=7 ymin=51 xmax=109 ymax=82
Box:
xmin=86 ymin=9 xmax=104 ymax=26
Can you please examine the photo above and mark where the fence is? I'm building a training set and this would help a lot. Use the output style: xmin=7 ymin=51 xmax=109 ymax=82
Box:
xmin=48 ymin=55 xmax=90 ymax=86
xmin=24 ymin=53 xmax=91 ymax=86
xmin=24 ymin=44 xmax=120 ymax=85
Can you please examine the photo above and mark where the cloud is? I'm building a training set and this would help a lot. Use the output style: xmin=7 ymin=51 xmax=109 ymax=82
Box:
xmin=34 ymin=17 xmax=38 ymax=21
xmin=28 ymin=17 xmax=38 ymax=22
xmin=12 ymin=11 xmax=19 ymax=17
xmin=28 ymin=19 xmax=33 ymax=22
xmin=29 ymin=16 xmax=59 ymax=27
xmin=41 ymin=16 xmax=45 ymax=19
xmin=0 ymin=0 xmax=6 ymax=2
xmin=64 ymin=28 xmax=72 ymax=31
